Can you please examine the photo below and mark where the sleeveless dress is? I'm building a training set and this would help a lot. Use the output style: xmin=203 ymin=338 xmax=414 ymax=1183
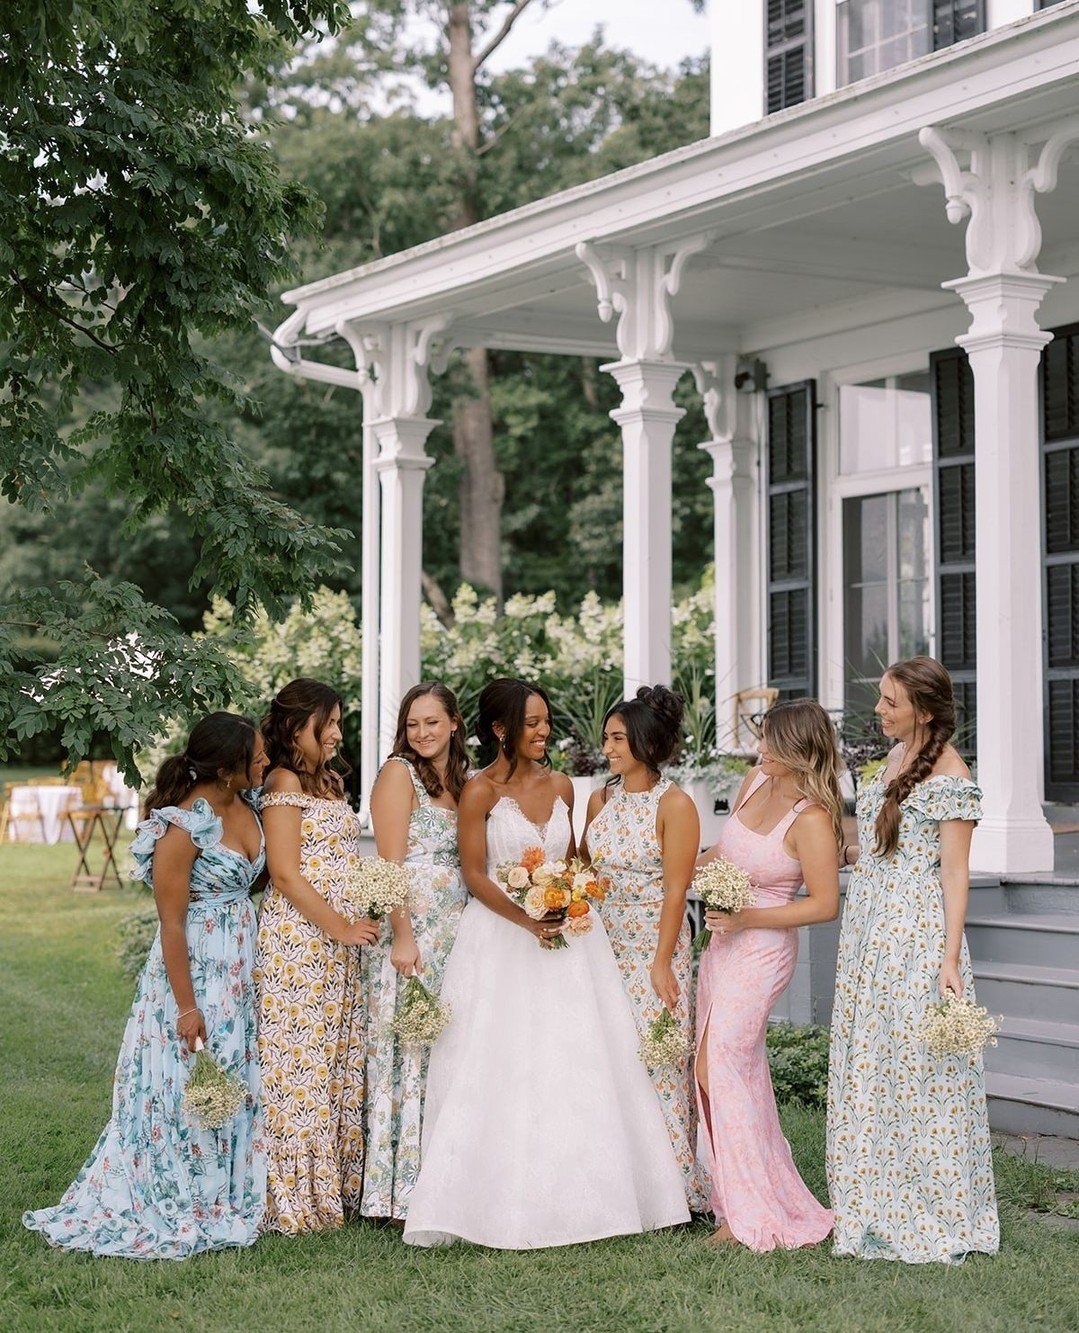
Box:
xmin=695 ymin=769 xmax=834 ymax=1250
xmin=254 ymin=790 xmax=366 ymax=1234
xmin=361 ymin=757 xmax=468 ymax=1220
xmin=827 ymin=773 xmax=999 ymax=1264
xmin=587 ymin=777 xmax=710 ymax=1212
xmin=403 ymin=794 xmax=690 ymax=1250
xmin=23 ymin=798 xmax=266 ymax=1258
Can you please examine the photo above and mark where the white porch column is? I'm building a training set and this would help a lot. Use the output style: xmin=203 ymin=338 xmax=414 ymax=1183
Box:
xmin=694 ymin=357 xmax=759 ymax=747
xmin=372 ymin=416 xmax=438 ymax=755
xmin=948 ymin=273 xmax=1058 ymax=872
xmin=578 ymin=235 xmax=712 ymax=696
xmin=919 ymin=123 xmax=1079 ymax=873
xmin=603 ymin=358 xmax=684 ymax=691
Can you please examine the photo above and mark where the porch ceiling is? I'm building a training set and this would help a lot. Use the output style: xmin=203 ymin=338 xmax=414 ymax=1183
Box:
xmin=278 ymin=6 xmax=1079 ymax=364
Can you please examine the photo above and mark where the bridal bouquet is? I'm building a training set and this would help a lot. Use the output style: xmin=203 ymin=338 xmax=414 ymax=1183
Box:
xmin=389 ymin=977 xmax=452 ymax=1046
xmin=918 ymin=991 xmax=1000 ymax=1060
xmin=639 ymin=1008 xmax=691 ymax=1069
xmin=341 ymin=857 xmax=413 ymax=921
xmin=495 ymin=848 xmax=606 ymax=949
xmin=183 ymin=1039 xmax=247 ymax=1129
xmin=691 ymin=856 xmax=754 ymax=953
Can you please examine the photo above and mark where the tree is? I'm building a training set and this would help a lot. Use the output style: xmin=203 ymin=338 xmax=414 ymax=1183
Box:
xmin=0 ymin=0 xmax=352 ymax=773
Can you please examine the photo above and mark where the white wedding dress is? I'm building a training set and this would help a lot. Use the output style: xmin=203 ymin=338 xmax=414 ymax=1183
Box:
xmin=402 ymin=795 xmax=691 ymax=1250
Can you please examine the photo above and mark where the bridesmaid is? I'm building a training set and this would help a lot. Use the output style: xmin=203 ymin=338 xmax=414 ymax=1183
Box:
xmin=361 ymin=682 xmax=470 ymax=1223
xmin=24 ymin=713 xmax=268 ymax=1258
xmin=827 ymin=657 xmax=999 ymax=1264
xmin=582 ymin=684 xmax=710 ymax=1213
xmin=695 ymin=698 xmax=841 ymax=1251
xmin=255 ymin=678 xmax=380 ymax=1234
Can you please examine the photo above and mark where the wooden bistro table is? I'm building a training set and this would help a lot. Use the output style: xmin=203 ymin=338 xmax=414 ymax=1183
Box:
xmin=67 ymin=805 xmax=126 ymax=892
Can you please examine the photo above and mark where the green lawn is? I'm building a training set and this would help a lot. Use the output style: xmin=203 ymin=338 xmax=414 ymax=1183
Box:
xmin=2 ymin=845 xmax=1077 ymax=1333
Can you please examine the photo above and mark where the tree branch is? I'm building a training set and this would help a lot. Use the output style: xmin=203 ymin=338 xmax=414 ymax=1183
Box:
xmin=10 ymin=274 xmax=116 ymax=353
xmin=472 ymin=0 xmax=538 ymax=73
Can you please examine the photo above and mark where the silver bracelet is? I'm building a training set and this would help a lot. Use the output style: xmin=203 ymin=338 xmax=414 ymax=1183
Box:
xmin=176 ymin=1006 xmax=201 ymax=1023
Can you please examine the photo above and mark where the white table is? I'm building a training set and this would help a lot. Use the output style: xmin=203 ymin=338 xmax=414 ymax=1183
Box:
xmin=6 ymin=785 xmax=82 ymax=844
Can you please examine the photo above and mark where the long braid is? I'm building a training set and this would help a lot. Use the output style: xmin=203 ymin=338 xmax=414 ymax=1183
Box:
xmin=873 ymin=657 xmax=957 ymax=858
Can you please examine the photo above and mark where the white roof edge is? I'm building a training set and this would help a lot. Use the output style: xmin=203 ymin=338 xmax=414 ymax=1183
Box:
xmin=281 ymin=4 xmax=1079 ymax=319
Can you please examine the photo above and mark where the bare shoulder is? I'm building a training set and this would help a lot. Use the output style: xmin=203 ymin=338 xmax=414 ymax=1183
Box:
xmin=373 ymin=757 xmax=413 ymax=796
xmin=263 ymin=767 xmax=302 ymax=794
xmin=930 ymin=745 xmax=971 ymax=780
xmin=659 ymin=782 xmax=697 ymax=817
xmin=549 ymin=769 xmax=575 ymax=802
xmin=459 ymin=770 xmax=498 ymax=814
xmin=586 ymin=784 xmax=608 ymax=818
xmin=792 ymin=803 xmax=834 ymax=839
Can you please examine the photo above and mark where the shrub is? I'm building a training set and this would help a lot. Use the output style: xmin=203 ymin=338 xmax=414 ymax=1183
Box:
xmin=116 ymin=909 xmax=159 ymax=982
xmin=766 ymin=1022 xmax=830 ymax=1109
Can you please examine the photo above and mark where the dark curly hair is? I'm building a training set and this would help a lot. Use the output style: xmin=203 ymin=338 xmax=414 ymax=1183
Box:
xmin=476 ymin=677 xmax=553 ymax=779
xmin=261 ymin=678 xmax=348 ymax=798
xmin=144 ymin=713 xmax=257 ymax=816
xmin=603 ymin=684 xmax=685 ymax=781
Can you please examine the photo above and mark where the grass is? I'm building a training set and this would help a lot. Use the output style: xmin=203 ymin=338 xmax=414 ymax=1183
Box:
xmin=2 ymin=846 xmax=1078 ymax=1333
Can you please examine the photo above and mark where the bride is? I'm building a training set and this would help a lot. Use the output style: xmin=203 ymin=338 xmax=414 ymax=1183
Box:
xmin=403 ymin=677 xmax=690 ymax=1250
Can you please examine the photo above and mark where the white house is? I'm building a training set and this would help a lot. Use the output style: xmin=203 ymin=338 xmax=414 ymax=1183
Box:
xmin=271 ymin=0 xmax=1079 ymax=883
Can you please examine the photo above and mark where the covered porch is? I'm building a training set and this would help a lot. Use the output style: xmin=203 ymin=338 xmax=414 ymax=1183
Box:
xmin=272 ymin=9 xmax=1079 ymax=875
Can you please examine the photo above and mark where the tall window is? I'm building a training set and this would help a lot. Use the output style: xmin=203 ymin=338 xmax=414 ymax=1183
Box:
xmin=837 ymin=1 xmax=985 ymax=86
xmin=766 ymin=0 xmax=814 ymax=113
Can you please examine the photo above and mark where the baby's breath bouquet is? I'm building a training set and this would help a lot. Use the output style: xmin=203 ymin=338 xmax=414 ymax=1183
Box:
xmin=691 ymin=856 xmax=754 ymax=952
xmin=919 ymin=992 xmax=1000 ymax=1060
xmin=182 ymin=1039 xmax=247 ymax=1129
xmin=389 ymin=977 xmax=452 ymax=1046
xmin=639 ymin=1008 xmax=691 ymax=1069
xmin=341 ymin=857 xmax=413 ymax=921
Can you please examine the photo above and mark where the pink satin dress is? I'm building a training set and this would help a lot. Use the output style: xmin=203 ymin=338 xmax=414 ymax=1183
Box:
xmin=694 ymin=768 xmax=834 ymax=1250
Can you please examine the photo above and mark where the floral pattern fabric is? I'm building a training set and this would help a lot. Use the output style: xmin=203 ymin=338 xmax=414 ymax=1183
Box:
xmin=361 ymin=757 xmax=468 ymax=1220
xmin=23 ymin=799 xmax=266 ymax=1259
xmin=588 ymin=779 xmax=710 ymax=1212
xmin=254 ymin=791 xmax=366 ymax=1234
xmin=827 ymin=774 xmax=999 ymax=1264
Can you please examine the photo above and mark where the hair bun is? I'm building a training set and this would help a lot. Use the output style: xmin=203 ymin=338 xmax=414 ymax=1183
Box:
xmin=635 ymin=684 xmax=685 ymax=729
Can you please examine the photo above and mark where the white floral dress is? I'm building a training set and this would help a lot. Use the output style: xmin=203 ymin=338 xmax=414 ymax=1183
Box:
xmin=254 ymin=791 xmax=365 ymax=1234
xmin=588 ymin=778 xmax=710 ymax=1212
xmin=361 ymin=758 xmax=468 ymax=1220
xmin=827 ymin=774 xmax=999 ymax=1263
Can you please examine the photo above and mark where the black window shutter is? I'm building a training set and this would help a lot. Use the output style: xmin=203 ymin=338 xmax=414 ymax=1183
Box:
xmin=766 ymin=382 xmax=816 ymax=699
xmin=765 ymin=0 xmax=814 ymax=114
xmin=931 ymin=348 xmax=977 ymax=751
xmin=931 ymin=1 xmax=986 ymax=51
xmin=1043 ymin=324 xmax=1079 ymax=798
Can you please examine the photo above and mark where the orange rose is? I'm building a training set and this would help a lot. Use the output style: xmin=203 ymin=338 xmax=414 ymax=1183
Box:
xmin=521 ymin=846 xmax=546 ymax=873
xmin=588 ymin=876 xmax=609 ymax=901
xmin=544 ymin=886 xmax=569 ymax=910
xmin=567 ymin=899 xmax=590 ymax=918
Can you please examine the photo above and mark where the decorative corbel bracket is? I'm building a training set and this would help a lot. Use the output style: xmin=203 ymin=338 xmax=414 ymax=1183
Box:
xmin=577 ymin=233 xmax=714 ymax=361
xmin=336 ymin=314 xmax=456 ymax=421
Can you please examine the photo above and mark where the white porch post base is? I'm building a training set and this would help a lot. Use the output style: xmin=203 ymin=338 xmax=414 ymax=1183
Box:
xmin=947 ymin=271 xmax=1062 ymax=876
xmin=372 ymin=416 xmax=438 ymax=760
xmin=602 ymin=358 xmax=685 ymax=696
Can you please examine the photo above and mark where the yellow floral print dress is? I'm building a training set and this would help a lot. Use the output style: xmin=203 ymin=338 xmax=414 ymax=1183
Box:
xmin=254 ymin=791 xmax=365 ymax=1234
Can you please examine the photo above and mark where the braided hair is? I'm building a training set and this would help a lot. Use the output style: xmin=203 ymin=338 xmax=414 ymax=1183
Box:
xmin=874 ymin=656 xmax=956 ymax=858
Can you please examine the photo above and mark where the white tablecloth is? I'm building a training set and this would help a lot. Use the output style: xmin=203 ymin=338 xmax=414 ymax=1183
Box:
xmin=6 ymin=785 xmax=82 ymax=844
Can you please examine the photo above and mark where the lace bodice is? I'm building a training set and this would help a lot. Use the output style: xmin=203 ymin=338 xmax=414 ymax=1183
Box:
xmin=485 ymin=795 xmax=571 ymax=875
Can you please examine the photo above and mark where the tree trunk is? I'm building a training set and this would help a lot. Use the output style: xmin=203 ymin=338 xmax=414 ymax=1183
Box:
xmin=445 ymin=3 xmax=504 ymax=602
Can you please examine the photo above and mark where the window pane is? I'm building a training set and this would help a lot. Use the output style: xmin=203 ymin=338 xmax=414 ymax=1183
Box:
xmin=839 ymin=371 xmax=932 ymax=474
xmin=837 ymin=0 xmax=931 ymax=87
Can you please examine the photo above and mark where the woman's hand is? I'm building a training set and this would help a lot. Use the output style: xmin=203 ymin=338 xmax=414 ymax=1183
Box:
xmin=339 ymin=917 xmax=382 ymax=947
xmin=177 ymin=1007 xmax=207 ymax=1055
xmin=938 ymin=957 xmax=964 ymax=999
xmin=521 ymin=910 xmax=564 ymax=944
xmin=391 ymin=934 xmax=422 ymax=978
xmin=650 ymin=959 xmax=680 ymax=1012
xmin=705 ymin=909 xmax=748 ymax=938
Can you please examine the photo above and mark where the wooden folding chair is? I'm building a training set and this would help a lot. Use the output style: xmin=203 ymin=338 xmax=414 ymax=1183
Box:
xmin=733 ymin=686 xmax=780 ymax=750
xmin=0 ymin=782 xmax=47 ymax=843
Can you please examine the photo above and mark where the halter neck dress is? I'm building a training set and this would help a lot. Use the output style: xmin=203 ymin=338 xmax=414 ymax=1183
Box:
xmin=694 ymin=767 xmax=834 ymax=1250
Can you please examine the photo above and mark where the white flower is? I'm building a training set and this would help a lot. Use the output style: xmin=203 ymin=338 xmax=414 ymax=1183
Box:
xmin=506 ymin=865 xmax=530 ymax=890
xmin=523 ymin=885 xmax=549 ymax=920
xmin=573 ymin=872 xmax=593 ymax=893
xmin=532 ymin=863 xmax=556 ymax=885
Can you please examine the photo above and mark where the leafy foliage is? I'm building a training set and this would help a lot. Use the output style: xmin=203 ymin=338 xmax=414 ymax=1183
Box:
xmin=766 ymin=1022 xmax=831 ymax=1110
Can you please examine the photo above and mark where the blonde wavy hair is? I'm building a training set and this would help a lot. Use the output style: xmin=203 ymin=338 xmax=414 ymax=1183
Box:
xmin=761 ymin=699 xmax=844 ymax=851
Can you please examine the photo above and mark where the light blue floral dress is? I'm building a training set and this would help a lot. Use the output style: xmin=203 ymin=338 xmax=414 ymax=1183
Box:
xmin=361 ymin=757 xmax=468 ymax=1219
xmin=827 ymin=774 xmax=999 ymax=1264
xmin=23 ymin=798 xmax=267 ymax=1259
